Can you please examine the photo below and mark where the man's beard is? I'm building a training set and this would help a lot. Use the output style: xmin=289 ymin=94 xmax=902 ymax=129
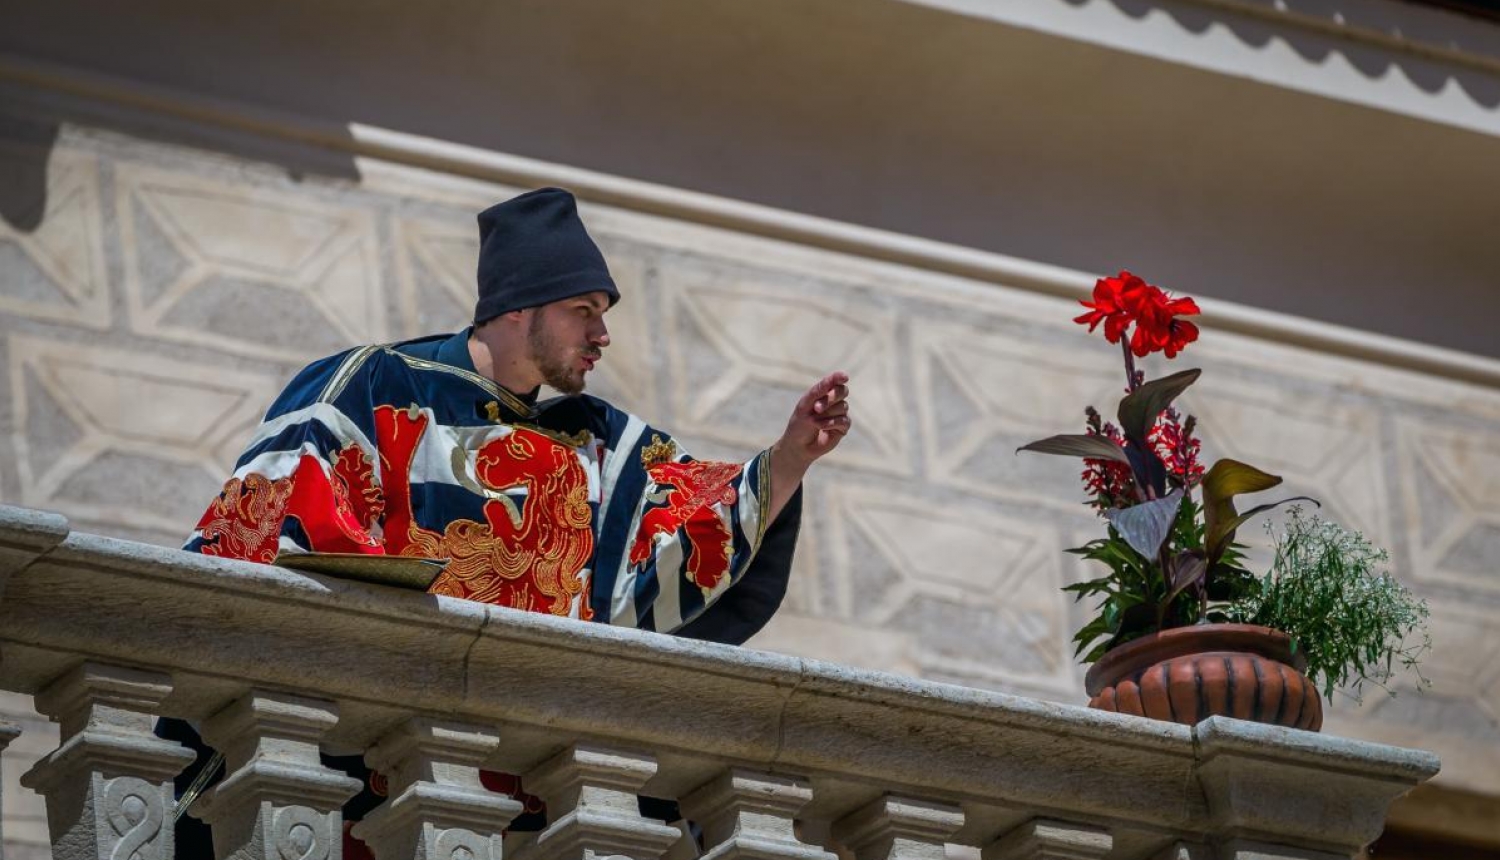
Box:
xmin=527 ymin=315 xmax=591 ymax=395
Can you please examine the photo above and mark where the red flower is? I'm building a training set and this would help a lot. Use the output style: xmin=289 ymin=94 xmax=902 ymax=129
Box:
xmin=1080 ymin=415 xmax=1138 ymax=510
xmin=1149 ymin=408 xmax=1204 ymax=486
xmin=1129 ymin=290 xmax=1200 ymax=359
xmin=1074 ymin=271 xmax=1147 ymax=345
xmin=1075 ymin=271 xmax=1201 ymax=359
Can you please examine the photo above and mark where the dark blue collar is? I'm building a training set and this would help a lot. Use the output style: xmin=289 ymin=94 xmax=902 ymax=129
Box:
xmin=435 ymin=327 xmax=478 ymax=372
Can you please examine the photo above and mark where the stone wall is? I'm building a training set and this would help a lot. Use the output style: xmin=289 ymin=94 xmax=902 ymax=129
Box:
xmin=1 ymin=115 xmax=1498 ymax=853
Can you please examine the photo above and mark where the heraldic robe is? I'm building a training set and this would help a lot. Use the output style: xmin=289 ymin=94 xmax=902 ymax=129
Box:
xmin=186 ymin=329 xmax=800 ymax=646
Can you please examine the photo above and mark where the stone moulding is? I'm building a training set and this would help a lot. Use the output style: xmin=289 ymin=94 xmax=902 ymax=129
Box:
xmin=0 ymin=504 xmax=1440 ymax=859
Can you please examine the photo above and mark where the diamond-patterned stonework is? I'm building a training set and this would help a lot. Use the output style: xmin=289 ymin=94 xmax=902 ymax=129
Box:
xmin=1 ymin=117 xmax=1498 ymax=854
xmin=663 ymin=260 xmax=910 ymax=476
xmin=0 ymin=145 xmax=109 ymax=330
xmin=118 ymin=164 xmax=385 ymax=361
xmin=6 ymin=333 xmax=279 ymax=543
xmin=1396 ymin=420 xmax=1500 ymax=596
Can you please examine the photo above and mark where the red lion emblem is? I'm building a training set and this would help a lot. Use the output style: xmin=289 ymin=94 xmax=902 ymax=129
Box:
xmin=630 ymin=459 xmax=743 ymax=592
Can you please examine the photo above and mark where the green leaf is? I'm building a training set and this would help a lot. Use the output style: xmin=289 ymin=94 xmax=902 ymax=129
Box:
xmin=1104 ymin=490 xmax=1184 ymax=560
xmin=1017 ymin=434 xmax=1132 ymax=464
xmin=1202 ymin=459 xmax=1282 ymax=562
xmin=1117 ymin=369 xmax=1201 ymax=441
xmin=1073 ymin=616 xmax=1112 ymax=657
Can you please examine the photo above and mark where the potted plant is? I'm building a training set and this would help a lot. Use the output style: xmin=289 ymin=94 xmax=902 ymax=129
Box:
xmin=1021 ymin=272 xmax=1430 ymax=730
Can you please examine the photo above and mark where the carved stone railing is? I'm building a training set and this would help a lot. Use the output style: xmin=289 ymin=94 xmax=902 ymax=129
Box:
xmin=0 ymin=504 xmax=1440 ymax=860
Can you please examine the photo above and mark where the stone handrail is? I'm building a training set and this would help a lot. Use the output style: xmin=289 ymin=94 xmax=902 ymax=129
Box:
xmin=0 ymin=504 xmax=1439 ymax=860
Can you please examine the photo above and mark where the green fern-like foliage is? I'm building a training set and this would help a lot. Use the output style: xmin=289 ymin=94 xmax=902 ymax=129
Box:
xmin=1230 ymin=507 xmax=1431 ymax=703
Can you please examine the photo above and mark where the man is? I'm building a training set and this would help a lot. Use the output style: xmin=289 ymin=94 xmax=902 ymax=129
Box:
xmin=173 ymin=187 xmax=850 ymax=855
xmin=185 ymin=186 xmax=850 ymax=643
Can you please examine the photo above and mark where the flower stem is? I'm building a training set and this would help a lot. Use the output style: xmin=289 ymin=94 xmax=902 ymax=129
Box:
xmin=1121 ymin=336 xmax=1139 ymax=392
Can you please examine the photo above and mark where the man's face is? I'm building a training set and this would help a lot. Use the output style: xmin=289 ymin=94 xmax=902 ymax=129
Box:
xmin=526 ymin=291 xmax=611 ymax=395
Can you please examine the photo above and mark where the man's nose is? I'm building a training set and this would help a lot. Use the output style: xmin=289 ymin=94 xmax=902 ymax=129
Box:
xmin=592 ymin=322 xmax=610 ymax=348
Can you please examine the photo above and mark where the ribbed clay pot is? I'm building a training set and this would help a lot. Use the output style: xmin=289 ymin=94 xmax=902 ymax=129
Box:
xmin=1084 ymin=623 xmax=1322 ymax=731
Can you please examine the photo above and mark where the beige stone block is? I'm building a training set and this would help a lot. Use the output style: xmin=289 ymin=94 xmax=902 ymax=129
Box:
xmin=820 ymin=482 xmax=1075 ymax=694
xmin=6 ymin=336 xmax=280 ymax=536
xmin=116 ymin=163 xmax=386 ymax=362
xmin=0 ymin=144 xmax=109 ymax=330
xmin=910 ymin=316 xmax=1121 ymax=506
xmin=1189 ymin=382 xmax=1388 ymax=547
xmin=748 ymin=612 xmax=919 ymax=679
xmin=1394 ymin=417 xmax=1500 ymax=595
xmin=661 ymin=262 xmax=909 ymax=477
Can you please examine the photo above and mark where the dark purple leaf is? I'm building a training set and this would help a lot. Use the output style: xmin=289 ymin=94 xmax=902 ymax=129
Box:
xmin=1104 ymin=490 xmax=1184 ymax=559
xmin=1165 ymin=551 xmax=1209 ymax=606
xmin=1018 ymin=434 xmax=1131 ymax=464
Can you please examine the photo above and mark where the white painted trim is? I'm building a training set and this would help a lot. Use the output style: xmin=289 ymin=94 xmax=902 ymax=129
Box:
xmin=4 ymin=52 xmax=1499 ymax=390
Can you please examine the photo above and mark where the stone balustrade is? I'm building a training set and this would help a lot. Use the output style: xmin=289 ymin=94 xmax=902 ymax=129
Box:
xmin=0 ymin=504 xmax=1440 ymax=860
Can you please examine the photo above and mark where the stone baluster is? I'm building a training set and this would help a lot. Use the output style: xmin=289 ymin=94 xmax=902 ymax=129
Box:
xmin=1212 ymin=841 xmax=1349 ymax=860
xmin=1150 ymin=842 xmax=1213 ymax=860
xmin=832 ymin=795 xmax=964 ymax=860
xmin=19 ymin=662 xmax=196 ymax=860
xmin=350 ymin=718 xmax=521 ymax=860
xmin=1 ymin=719 xmax=20 ymax=856
xmin=680 ymin=769 xmax=834 ymax=860
xmin=190 ymin=690 xmax=363 ymax=860
xmin=510 ymin=745 xmax=682 ymax=860
xmin=983 ymin=819 xmax=1112 ymax=860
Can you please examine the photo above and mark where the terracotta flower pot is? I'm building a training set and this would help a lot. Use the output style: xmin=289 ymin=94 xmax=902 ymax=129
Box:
xmin=1084 ymin=623 xmax=1323 ymax=731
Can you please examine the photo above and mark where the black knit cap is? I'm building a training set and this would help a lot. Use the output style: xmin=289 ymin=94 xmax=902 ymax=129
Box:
xmin=473 ymin=187 xmax=619 ymax=323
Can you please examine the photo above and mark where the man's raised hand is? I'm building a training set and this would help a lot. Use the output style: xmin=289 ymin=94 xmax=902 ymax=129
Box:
xmin=764 ymin=371 xmax=851 ymax=525
xmin=781 ymin=371 xmax=852 ymax=466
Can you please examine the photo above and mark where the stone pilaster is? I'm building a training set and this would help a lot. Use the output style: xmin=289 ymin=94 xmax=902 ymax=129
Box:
xmin=350 ymin=718 xmax=520 ymax=860
xmin=511 ymin=745 xmax=681 ymax=860
xmin=982 ymin=819 xmax=1112 ymax=860
xmin=1194 ymin=717 xmax=1435 ymax=858
xmin=19 ymin=662 xmax=195 ymax=860
xmin=680 ymin=769 xmax=834 ymax=860
xmin=832 ymin=795 xmax=964 ymax=860
xmin=192 ymin=690 xmax=363 ymax=860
